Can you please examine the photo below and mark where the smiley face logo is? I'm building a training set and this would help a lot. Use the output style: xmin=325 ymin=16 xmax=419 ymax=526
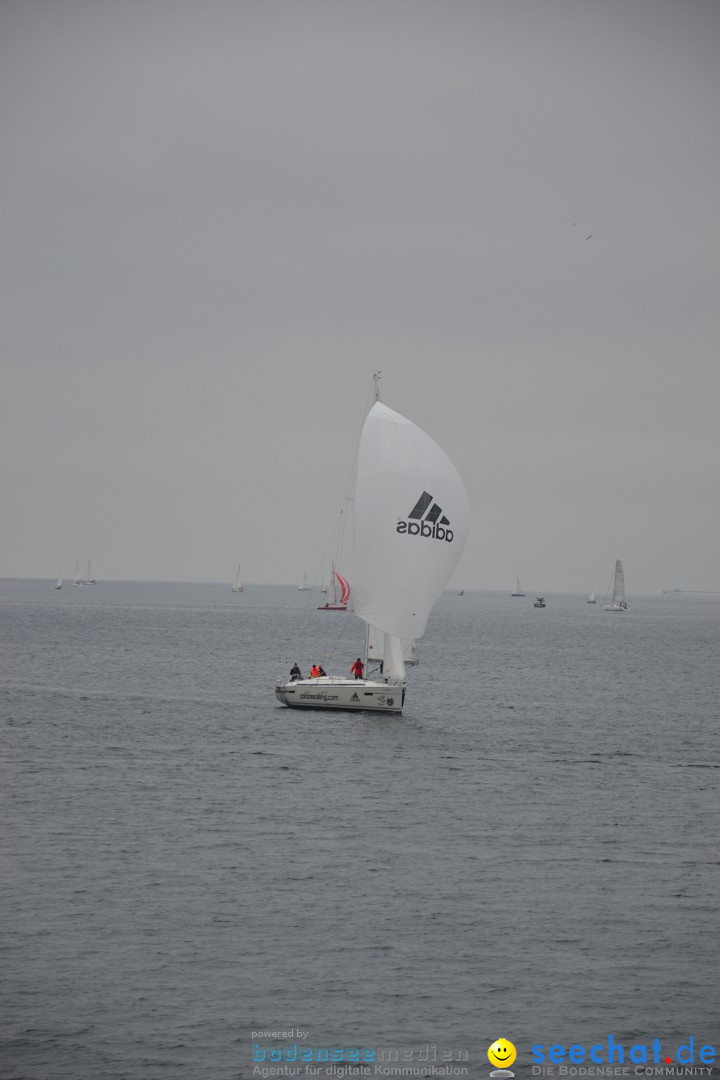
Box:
xmin=488 ymin=1039 xmax=517 ymax=1070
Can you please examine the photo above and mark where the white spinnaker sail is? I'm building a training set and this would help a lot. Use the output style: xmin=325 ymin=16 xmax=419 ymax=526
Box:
xmin=353 ymin=402 xmax=469 ymax=642
xmin=612 ymin=560 xmax=625 ymax=604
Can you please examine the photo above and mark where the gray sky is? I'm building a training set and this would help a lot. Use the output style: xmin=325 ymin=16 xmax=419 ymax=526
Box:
xmin=2 ymin=0 xmax=718 ymax=593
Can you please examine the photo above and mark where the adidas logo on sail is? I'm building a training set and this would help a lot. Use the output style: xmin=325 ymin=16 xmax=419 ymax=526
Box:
xmin=397 ymin=490 xmax=454 ymax=542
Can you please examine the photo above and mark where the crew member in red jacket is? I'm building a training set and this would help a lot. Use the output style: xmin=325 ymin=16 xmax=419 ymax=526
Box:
xmin=350 ymin=657 xmax=365 ymax=680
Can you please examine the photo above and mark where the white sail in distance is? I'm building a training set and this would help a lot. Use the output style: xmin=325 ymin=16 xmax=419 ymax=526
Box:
xmin=612 ymin=560 xmax=625 ymax=605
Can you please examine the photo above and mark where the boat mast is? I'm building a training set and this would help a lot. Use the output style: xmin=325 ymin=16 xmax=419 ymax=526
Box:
xmin=362 ymin=371 xmax=383 ymax=669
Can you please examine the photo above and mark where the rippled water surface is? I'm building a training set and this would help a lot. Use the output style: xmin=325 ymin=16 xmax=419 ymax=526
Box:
xmin=2 ymin=580 xmax=719 ymax=1080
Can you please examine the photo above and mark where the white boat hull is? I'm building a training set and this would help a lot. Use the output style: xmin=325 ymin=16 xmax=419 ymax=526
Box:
xmin=603 ymin=602 xmax=628 ymax=611
xmin=275 ymin=676 xmax=405 ymax=713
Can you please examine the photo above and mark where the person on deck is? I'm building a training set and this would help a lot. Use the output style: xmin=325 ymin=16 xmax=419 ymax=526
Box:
xmin=310 ymin=664 xmax=322 ymax=678
xmin=350 ymin=657 xmax=365 ymax=680
xmin=289 ymin=663 xmax=302 ymax=681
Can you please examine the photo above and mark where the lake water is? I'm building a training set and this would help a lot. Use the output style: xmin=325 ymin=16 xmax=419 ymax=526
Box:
xmin=2 ymin=580 xmax=718 ymax=1080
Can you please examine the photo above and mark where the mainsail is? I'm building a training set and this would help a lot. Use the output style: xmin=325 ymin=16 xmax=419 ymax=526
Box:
xmin=366 ymin=625 xmax=417 ymax=666
xmin=612 ymin=560 xmax=625 ymax=605
xmin=603 ymin=559 xmax=628 ymax=611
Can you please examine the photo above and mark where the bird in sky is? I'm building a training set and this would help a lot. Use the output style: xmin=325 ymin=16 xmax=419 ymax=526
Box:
xmin=586 ymin=234 xmax=592 ymax=240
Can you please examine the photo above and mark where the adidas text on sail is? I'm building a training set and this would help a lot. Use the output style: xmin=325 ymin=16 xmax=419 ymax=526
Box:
xmin=397 ymin=490 xmax=454 ymax=543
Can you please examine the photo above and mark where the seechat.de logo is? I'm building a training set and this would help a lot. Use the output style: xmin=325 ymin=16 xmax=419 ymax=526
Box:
xmin=489 ymin=1038 xmax=517 ymax=1078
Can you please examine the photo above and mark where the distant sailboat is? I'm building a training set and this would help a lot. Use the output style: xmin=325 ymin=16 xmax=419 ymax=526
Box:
xmin=298 ymin=572 xmax=311 ymax=591
xmin=72 ymin=557 xmax=83 ymax=587
xmin=511 ymin=577 xmax=525 ymax=597
xmin=587 ymin=582 xmax=596 ymax=604
xmin=603 ymin=560 xmax=628 ymax=611
xmin=85 ymin=560 xmax=97 ymax=584
xmin=55 ymin=573 xmax=63 ymax=590
xmin=317 ymin=564 xmax=350 ymax=610
xmin=232 ymin=563 xmax=244 ymax=593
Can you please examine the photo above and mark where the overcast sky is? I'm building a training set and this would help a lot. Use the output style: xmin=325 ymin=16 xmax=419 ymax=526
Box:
xmin=2 ymin=0 xmax=718 ymax=594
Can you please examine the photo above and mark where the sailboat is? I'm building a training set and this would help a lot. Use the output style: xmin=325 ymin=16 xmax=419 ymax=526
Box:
xmin=511 ymin=576 xmax=525 ymax=597
xmin=587 ymin=582 xmax=596 ymax=604
xmin=297 ymin=572 xmax=311 ymax=591
xmin=603 ymin=560 xmax=628 ymax=611
xmin=55 ymin=573 xmax=63 ymax=590
xmin=276 ymin=388 xmax=469 ymax=713
xmin=85 ymin=560 xmax=97 ymax=584
xmin=232 ymin=563 xmax=244 ymax=593
xmin=72 ymin=557 xmax=83 ymax=587
xmin=317 ymin=564 xmax=350 ymax=610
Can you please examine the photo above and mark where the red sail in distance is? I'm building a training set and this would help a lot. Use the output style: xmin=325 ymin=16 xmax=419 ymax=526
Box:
xmin=335 ymin=570 xmax=351 ymax=606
